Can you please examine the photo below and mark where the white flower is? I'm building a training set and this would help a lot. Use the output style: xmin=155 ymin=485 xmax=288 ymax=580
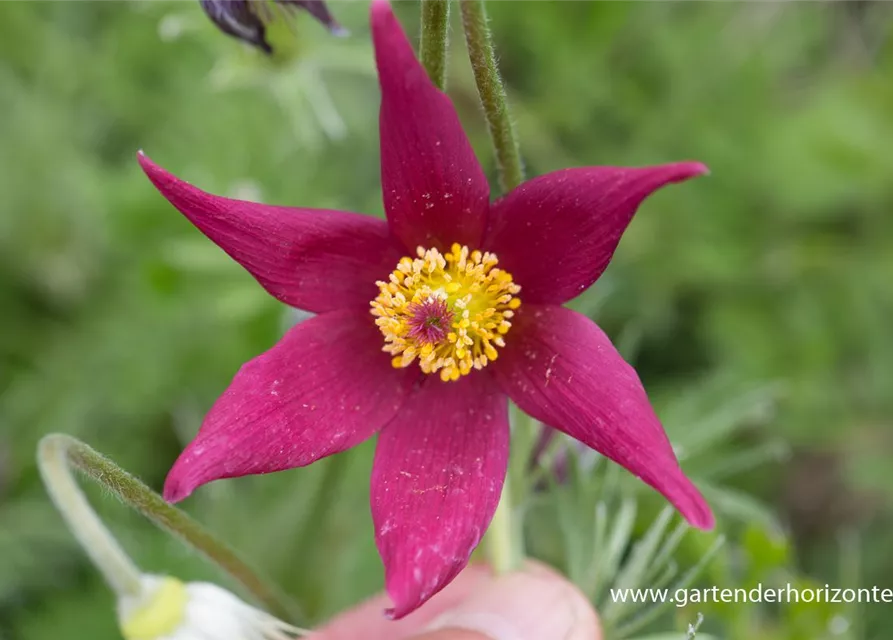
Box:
xmin=119 ymin=574 xmax=303 ymax=640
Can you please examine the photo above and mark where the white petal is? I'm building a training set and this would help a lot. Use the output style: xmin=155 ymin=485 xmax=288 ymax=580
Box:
xmin=119 ymin=575 xmax=302 ymax=640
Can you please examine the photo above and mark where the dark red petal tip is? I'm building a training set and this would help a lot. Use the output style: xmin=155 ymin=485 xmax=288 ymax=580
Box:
xmin=484 ymin=163 xmax=709 ymax=305
xmin=492 ymin=304 xmax=714 ymax=530
xmin=162 ymin=310 xmax=415 ymax=500
xmin=162 ymin=476 xmax=194 ymax=504
xmin=370 ymin=0 xmax=392 ymax=20
xmin=371 ymin=0 xmax=490 ymax=251
xmin=138 ymin=152 xmax=401 ymax=313
xmin=371 ymin=376 xmax=510 ymax=618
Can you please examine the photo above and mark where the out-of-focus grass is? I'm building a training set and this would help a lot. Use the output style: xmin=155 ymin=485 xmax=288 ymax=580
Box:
xmin=1 ymin=2 xmax=891 ymax=638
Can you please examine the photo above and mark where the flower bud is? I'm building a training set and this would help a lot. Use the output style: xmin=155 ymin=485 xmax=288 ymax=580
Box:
xmin=200 ymin=0 xmax=345 ymax=54
xmin=119 ymin=574 xmax=301 ymax=640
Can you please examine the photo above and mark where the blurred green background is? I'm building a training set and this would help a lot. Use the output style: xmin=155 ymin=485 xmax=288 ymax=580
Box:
xmin=1 ymin=2 xmax=891 ymax=639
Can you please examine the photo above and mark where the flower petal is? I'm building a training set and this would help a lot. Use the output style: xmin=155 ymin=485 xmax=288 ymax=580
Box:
xmin=483 ymin=164 xmax=708 ymax=304
xmin=491 ymin=305 xmax=714 ymax=529
xmin=282 ymin=0 xmax=348 ymax=37
xmin=139 ymin=152 xmax=401 ymax=313
xmin=371 ymin=375 xmax=509 ymax=618
xmin=371 ymin=0 xmax=490 ymax=251
xmin=164 ymin=310 xmax=415 ymax=502
xmin=200 ymin=0 xmax=273 ymax=54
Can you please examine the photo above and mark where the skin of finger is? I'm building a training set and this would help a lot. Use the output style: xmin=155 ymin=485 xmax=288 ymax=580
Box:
xmin=311 ymin=564 xmax=492 ymax=640
xmin=409 ymin=631 xmax=489 ymax=640
xmin=413 ymin=561 xmax=601 ymax=640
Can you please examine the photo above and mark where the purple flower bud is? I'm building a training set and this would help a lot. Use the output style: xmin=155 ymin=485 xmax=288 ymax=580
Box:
xmin=530 ymin=426 xmax=569 ymax=485
xmin=200 ymin=0 xmax=346 ymax=54
xmin=530 ymin=424 xmax=595 ymax=487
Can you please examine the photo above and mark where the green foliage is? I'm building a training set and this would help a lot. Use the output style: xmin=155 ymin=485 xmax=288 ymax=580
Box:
xmin=1 ymin=1 xmax=892 ymax=639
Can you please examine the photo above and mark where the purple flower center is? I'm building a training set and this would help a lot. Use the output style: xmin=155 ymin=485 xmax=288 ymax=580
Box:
xmin=406 ymin=297 xmax=453 ymax=345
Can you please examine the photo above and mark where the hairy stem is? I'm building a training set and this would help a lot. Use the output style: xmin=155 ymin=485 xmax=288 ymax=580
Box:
xmin=460 ymin=0 xmax=524 ymax=193
xmin=37 ymin=434 xmax=299 ymax=623
xmin=419 ymin=0 xmax=451 ymax=90
xmin=38 ymin=435 xmax=144 ymax=597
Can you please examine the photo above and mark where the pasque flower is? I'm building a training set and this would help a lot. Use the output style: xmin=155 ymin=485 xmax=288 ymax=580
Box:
xmin=140 ymin=0 xmax=714 ymax=618
xmin=120 ymin=575 xmax=301 ymax=640
xmin=200 ymin=0 xmax=345 ymax=54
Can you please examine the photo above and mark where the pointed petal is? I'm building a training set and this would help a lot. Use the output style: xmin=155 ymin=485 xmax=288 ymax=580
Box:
xmin=282 ymin=0 xmax=348 ymax=36
xmin=484 ymin=164 xmax=708 ymax=304
xmin=491 ymin=305 xmax=714 ymax=529
xmin=200 ymin=0 xmax=273 ymax=54
xmin=371 ymin=0 xmax=490 ymax=251
xmin=139 ymin=152 xmax=401 ymax=313
xmin=164 ymin=310 xmax=415 ymax=502
xmin=371 ymin=375 xmax=509 ymax=618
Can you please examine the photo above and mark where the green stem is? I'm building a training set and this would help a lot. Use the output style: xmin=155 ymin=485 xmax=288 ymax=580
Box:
xmin=37 ymin=434 xmax=299 ymax=623
xmin=485 ymin=473 xmax=520 ymax=575
xmin=38 ymin=435 xmax=143 ymax=598
xmin=289 ymin=454 xmax=350 ymax=614
xmin=460 ymin=0 xmax=524 ymax=193
xmin=292 ymin=455 xmax=349 ymax=557
xmin=419 ymin=0 xmax=451 ymax=90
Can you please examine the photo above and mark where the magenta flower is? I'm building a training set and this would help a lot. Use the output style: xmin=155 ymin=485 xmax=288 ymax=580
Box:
xmin=139 ymin=0 xmax=714 ymax=618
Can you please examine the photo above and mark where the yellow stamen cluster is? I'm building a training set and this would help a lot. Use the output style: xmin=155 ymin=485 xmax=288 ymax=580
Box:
xmin=371 ymin=244 xmax=521 ymax=382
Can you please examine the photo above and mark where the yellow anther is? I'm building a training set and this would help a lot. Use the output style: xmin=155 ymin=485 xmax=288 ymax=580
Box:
xmin=371 ymin=245 xmax=521 ymax=381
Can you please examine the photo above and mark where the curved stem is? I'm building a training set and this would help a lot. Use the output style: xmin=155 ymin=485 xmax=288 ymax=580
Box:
xmin=419 ymin=0 xmax=451 ymax=89
xmin=37 ymin=434 xmax=300 ymax=623
xmin=38 ymin=435 xmax=143 ymax=597
xmin=460 ymin=0 xmax=524 ymax=193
